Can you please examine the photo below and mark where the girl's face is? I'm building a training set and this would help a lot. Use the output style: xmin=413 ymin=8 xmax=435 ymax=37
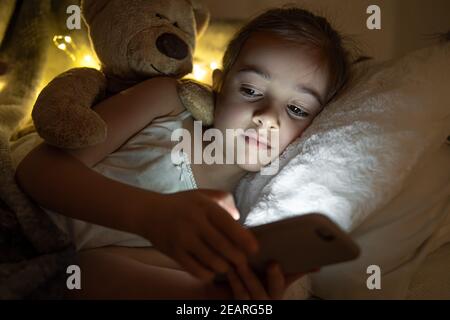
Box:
xmin=213 ymin=32 xmax=329 ymax=172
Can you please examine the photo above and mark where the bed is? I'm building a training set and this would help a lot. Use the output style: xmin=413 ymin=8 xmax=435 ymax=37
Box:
xmin=1 ymin=1 xmax=449 ymax=299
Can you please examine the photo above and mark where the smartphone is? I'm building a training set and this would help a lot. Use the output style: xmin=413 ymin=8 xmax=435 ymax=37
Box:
xmin=214 ymin=213 xmax=360 ymax=283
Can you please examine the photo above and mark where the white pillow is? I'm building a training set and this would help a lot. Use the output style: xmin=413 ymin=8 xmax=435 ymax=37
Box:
xmin=310 ymin=142 xmax=450 ymax=299
xmin=235 ymin=42 xmax=450 ymax=232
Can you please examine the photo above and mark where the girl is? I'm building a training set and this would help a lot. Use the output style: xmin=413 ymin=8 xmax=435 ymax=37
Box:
xmin=16 ymin=7 xmax=350 ymax=299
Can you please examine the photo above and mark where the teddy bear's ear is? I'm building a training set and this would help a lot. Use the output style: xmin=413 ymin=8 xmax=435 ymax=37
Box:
xmin=189 ymin=0 xmax=210 ymax=37
xmin=81 ymin=0 xmax=109 ymax=25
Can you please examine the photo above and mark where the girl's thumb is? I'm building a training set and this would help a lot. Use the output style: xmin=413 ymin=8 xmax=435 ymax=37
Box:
xmin=215 ymin=191 xmax=241 ymax=220
xmin=198 ymin=189 xmax=241 ymax=220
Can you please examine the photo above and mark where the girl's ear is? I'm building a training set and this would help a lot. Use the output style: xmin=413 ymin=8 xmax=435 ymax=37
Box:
xmin=212 ymin=69 xmax=223 ymax=92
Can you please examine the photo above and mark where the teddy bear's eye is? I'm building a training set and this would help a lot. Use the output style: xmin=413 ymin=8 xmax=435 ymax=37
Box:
xmin=155 ymin=13 xmax=168 ymax=20
xmin=173 ymin=22 xmax=180 ymax=28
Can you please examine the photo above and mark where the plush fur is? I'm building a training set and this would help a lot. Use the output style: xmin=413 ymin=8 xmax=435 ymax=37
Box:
xmin=32 ymin=0 xmax=214 ymax=149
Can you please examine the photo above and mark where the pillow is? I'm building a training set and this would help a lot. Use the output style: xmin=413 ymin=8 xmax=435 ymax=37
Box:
xmin=235 ymin=42 xmax=450 ymax=299
xmin=235 ymin=42 xmax=450 ymax=232
xmin=283 ymin=142 xmax=450 ymax=300
xmin=310 ymin=142 xmax=450 ymax=299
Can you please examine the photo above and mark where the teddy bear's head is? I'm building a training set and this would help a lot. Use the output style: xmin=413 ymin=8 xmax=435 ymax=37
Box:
xmin=82 ymin=0 xmax=209 ymax=81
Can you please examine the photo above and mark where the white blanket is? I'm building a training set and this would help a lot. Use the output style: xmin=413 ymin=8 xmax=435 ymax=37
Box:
xmin=236 ymin=43 xmax=450 ymax=232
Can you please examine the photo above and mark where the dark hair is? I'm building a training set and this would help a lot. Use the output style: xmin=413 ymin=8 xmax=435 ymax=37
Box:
xmin=216 ymin=7 xmax=352 ymax=106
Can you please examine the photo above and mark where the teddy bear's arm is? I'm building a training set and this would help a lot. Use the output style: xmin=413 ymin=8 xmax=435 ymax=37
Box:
xmin=177 ymin=79 xmax=215 ymax=126
xmin=32 ymin=67 xmax=108 ymax=149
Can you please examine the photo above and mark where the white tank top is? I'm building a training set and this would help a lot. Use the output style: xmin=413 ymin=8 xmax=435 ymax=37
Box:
xmin=94 ymin=109 xmax=197 ymax=192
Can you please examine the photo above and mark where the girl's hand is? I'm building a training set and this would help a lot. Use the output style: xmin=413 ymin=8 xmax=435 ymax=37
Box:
xmin=140 ymin=189 xmax=259 ymax=282
xmin=226 ymin=262 xmax=306 ymax=300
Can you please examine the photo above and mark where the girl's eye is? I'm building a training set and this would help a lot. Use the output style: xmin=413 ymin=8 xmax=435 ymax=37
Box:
xmin=239 ymin=87 xmax=263 ymax=98
xmin=287 ymin=104 xmax=309 ymax=119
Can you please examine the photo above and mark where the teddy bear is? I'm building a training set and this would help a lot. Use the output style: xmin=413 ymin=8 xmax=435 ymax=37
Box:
xmin=32 ymin=0 xmax=214 ymax=149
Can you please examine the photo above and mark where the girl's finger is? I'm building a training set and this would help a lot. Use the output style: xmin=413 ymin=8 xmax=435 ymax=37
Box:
xmin=199 ymin=219 xmax=248 ymax=270
xmin=236 ymin=264 xmax=269 ymax=300
xmin=176 ymin=249 xmax=215 ymax=282
xmin=188 ymin=236 xmax=230 ymax=275
xmin=267 ymin=262 xmax=285 ymax=299
xmin=227 ymin=268 xmax=250 ymax=300
xmin=216 ymin=192 xmax=241 ymax=221
xmin=207 ymin=205 xmax=259 ymax=256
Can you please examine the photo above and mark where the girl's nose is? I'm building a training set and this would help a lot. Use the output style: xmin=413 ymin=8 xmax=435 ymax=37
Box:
xmin=252 ymin=106 xmax=280 ymax=130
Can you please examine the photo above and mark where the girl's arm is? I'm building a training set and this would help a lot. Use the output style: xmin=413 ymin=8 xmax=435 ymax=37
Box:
xmin=66 ymin=76 xmax=185 ymax=167
xmin=16 ymin=76 xmax=183 ymax=232
xmin=17 ymin=143 xmax=165 ymax=234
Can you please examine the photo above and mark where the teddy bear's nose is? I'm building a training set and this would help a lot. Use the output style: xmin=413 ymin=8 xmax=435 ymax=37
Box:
xmin=156 ymin=33 xmax=188 ymax=60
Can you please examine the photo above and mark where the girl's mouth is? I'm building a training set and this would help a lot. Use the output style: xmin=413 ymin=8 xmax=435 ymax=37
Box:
xmin=242 ymin=132 xmax=271 ymax=150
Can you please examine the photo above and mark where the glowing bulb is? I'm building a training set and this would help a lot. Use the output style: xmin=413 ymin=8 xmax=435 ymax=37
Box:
xmin=57 ymin=43 xmax=67 ymax=51
xmin=0 ymin=80 xmax=5 ymax=92
xmin=192 ymin=64 xmax=207 ymax=81
xmin=53 ymin=34 xmax=101 ymax=69
xmin=54 ymin=35 xmax=77 ymax=60
xmin=81 ymin=54 xmax=101 ymax=69
xmin=84 ymin=55 xmax=93 ymax=63
xmin=210 ymin=61 xmax=218 ymax=70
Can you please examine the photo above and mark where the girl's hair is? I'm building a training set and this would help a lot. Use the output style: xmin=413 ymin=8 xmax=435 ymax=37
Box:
xmin=216 ymin=7 xmax=352 ymax=105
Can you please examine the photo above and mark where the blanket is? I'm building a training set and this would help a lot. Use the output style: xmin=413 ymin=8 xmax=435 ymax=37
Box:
xmin=0 ymin=0 xmax=77 ymax=299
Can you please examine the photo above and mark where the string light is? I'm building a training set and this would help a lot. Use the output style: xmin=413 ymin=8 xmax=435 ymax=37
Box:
xmin=192 ymin=63 xmax=208 ymax=81
xmin=187 ymin=60 xmax=221 ymax=83
xmin=210 ymin=61 xmax=219 ymax=70
xmin=53 ymin=34 xmax=100 ymax=70
xmin=53 ymin=35 xmax=77 ymax=61
xmin=0 ymin=80 xmax=5 ymax=92
xmin=81 ymin=54 xmax=101 ymax=69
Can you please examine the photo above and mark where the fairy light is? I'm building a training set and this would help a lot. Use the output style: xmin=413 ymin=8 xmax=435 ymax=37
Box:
xmin=81 ymin=54 xmax=101 ymax=69
xmin=192 ymin=63 xmax=208 ymax=81
xmin=53 ymin=34 xmax=100 ymax=70
xmin=83 ymin=55 xmax=93 ymax=63
xmin=210 ymin=61 xmax=219 ymax=70
xmin=53 ymin=35 xmax=76 ymax=61
xmin=0 ymin=80 xmax=5 ymax=92
xmin=188 ymin=60 xmax=221 ymax=83
xmin=57 ymin=43 xmax=67 ymax=51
